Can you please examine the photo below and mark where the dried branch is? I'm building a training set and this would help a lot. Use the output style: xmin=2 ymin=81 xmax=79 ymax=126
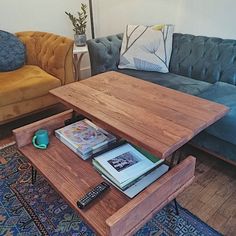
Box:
xmin=122 ymin=26 xmax=148 ymax=56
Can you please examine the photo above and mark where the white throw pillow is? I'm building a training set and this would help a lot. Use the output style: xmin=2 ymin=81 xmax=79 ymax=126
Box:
xmin=118 ymin=24 xmax=174 ymax=73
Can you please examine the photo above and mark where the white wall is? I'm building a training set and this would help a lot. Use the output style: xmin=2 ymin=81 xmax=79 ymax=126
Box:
xmin=1 ymin=0 xmax=236 ymax=73
xmin=2 ymin=0 xmax=235 ymax=39
xmin=95 ymin=0 xmax=236 ymax=39
xmin=175 ymin=0 xmax=236 ymax=39
xmin=0 ymin=0 xmax=86 ymax=38
xmin=0 ymin=0 xmax=91 ymax=75
xmin=94 ymin=0 xmax=178 ymax=37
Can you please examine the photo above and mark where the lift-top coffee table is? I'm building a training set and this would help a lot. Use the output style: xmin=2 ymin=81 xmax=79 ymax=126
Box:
xmin=14 ymin=71 xmax=228 ymax=236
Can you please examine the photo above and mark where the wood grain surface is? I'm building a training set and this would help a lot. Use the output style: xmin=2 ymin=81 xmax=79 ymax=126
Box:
xmin=15 ymin=131 xmax=195 ymax=235
xmin=13 ymin=109 xmax=73 ymax=148
xmin=107 ymin=156 xmax=196 ymax=236
xmin=13 ymin=109 xmax=196 ymax=236
xmin=2 ymin=104 xmax=234 ymax=235
xmin=50 ymin=71 xmax=228 ymax=159
xmin=17 ymin=136 xmax=127 ymax=236
xmin=12 ymin=71 xmax=229 ymax=235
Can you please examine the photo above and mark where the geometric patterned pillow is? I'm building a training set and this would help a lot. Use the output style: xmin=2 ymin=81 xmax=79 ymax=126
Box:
xmin=0 ymin=30 xmax=25 ymax=72
xmin=118 ymin=24 xmax=174 ymax=73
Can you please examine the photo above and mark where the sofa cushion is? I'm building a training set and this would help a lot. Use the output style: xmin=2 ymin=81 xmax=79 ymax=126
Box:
xmin=118 ymin=69 xmax=212 ymax=96
xmin=0 ymin=30 xmax=25 ymax=72
xmin=16 ymin=31 xmax=73 ymax=84
xmin=198 ymin=82 xmax=236 ymax=145
xmin=0 ymin=65 xmax=61 ymax=107
xmin=118 ymin=24 xmax=174 ymax=73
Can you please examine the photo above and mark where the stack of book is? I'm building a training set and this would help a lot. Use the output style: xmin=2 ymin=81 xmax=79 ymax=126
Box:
xmin=55 ymin=119 xmax=116 ymax=160
xmin=92 ymin=143 xmax=168 ymax=198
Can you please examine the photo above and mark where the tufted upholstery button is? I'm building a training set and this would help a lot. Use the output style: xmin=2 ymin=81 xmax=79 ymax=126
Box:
xmin=95 ymin=39 xmax=100 ymax=43
xmin=169 ymin=33 xmax=236 ymax=85
xmin=202 ymin=68 xmax=208 ymax=75
xmin=219 ymin=70 xmax=224 ymax=78
xmin=117 ymin=34 xmax=123 ymax=41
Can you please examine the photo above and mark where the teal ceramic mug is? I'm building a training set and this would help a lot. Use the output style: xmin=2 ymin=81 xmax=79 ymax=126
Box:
xmin=32 ymin=129 xmax=49 ymax=149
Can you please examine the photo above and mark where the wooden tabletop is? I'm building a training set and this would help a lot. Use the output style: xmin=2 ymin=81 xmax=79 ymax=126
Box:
xmin=50 ymin=71 xmax=228 ymax=159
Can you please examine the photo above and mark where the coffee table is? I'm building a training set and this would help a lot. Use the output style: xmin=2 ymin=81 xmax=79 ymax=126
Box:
xmin=13 ymin=71 xmax=228 ymax=236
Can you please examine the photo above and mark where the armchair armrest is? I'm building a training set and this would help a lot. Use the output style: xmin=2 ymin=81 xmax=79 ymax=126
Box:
xmin=87 ymin=34 xmax=123 ymax=75
xmin=16 ymin=31 xmax=74 ymax=85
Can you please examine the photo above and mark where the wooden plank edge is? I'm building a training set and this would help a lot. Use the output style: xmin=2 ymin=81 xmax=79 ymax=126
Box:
xmin=106 ymin=156 xmax=196 ymax=236
xmin=17 ymin=147 xmax=105 ymax=236
xmin=48 ymin=98 xmax=168 ymax=159
xmin=103 ymin=72 xmax=229 ymax=113
xmin=125 ymin=177 xmax=195 ymax=236
xmin=13 ymin=109 xmax=73 ymax=148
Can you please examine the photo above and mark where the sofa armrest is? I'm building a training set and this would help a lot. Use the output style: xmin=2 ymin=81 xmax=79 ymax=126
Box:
xmin=87 ymin=34 xmax=123 ymax=75
xmin=16 ymin=31 xmax=74 ymax=85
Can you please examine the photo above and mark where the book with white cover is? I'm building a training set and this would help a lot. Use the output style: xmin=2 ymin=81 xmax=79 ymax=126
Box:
xmin=93 ymin=143 xmax=160 ymax=185
xmin=103 ymin=164 xmax=169 ymax=198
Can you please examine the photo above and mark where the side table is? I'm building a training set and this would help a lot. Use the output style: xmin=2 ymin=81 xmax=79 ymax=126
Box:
xmin=73 ymin=44 xmax=88 ymax=81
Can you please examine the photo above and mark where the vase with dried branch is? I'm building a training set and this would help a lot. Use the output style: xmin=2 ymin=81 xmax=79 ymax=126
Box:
xmin=65 ymin=3 xmax=88 ymax=46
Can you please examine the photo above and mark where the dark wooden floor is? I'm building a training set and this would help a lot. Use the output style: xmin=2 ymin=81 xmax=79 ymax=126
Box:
xmin=0 ymin=106 xmax=235 ymax=236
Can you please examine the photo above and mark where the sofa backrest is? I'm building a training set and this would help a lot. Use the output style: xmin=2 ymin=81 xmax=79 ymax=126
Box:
xmin=87 ymin=34 xmax=123 ymax=76
xmin=170 ymin=33 xmax=236 ymax=85
xmin=16 ymin=31 xmax=74 ymax=85
xmin=87 ymin=33 xmax=236 ymax=86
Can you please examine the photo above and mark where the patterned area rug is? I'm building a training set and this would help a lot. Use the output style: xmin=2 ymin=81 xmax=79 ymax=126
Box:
xmin=0 ymin=143 xmax=222 ymax=236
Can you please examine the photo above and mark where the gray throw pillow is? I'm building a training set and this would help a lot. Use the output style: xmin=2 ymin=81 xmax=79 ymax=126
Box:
xmin=0 ymin=30 xmax=26 ymax=72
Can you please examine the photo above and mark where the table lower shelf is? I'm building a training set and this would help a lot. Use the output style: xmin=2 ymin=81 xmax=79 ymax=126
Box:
xmin=13 ymin=109 xmax=196 ymax=236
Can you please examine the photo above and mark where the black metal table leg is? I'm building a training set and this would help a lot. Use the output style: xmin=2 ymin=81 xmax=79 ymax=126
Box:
xmin=31 ymin=166 xmax=34 ymax=184
xmin=168 ymin=150 xmax=183 ymax=216
xmin=174 ymin=199 xmax=179 ymax=215
xmin=34 ymin=169 xmax=37 ymax=183
xmin=31 ymin=166 xmax=37 ymax=184
xmin=169 ymin=150 xmax=182 ymax=169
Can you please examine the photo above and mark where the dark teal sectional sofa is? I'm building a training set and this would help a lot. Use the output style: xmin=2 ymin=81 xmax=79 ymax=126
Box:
xmin=87 ymin=33 xmax=236 ymax=165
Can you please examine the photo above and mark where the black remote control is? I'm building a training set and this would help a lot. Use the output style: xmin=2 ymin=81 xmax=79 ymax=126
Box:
xmin=77 ymin=182 xmax=110 ymax=209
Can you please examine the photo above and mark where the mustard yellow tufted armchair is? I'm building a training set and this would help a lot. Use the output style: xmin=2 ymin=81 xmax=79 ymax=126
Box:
xmin=0 ymin=31 xmax=74 ymax=124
